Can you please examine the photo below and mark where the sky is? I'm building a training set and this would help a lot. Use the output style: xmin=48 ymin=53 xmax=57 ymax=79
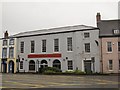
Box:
xmin=0 ymin=0 xmax=119 ymax=38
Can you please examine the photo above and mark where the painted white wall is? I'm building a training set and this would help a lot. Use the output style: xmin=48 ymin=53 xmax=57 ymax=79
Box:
xmin=17 ymin=29 xmax=100 ymax=72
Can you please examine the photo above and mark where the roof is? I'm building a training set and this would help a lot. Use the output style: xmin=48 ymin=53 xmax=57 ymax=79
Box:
xmin=97 ymin=19 xmax=120 ymax=37
xmin=10 ymin=25 xmax=98 ymax=38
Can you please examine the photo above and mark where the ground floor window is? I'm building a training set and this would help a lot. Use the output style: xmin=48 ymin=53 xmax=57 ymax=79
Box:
xmin=40 ymin=60 xmax=48 ymax=69
xmin=67 ymin=60 xmax=73 ymax=70
xmin=53 ymin=59 xmax=61 ymax=70
xmin=20 ymin=61 xmax=23 ymax=69
xmin=29 ymin=60 xmax=35 ymax=71
xmin=119 ymin=59 xmax=120 ymax=70
xmin=108 ymin=60 xmax=113 ymax=70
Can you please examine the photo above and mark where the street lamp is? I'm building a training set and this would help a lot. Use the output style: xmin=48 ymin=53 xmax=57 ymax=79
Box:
xmin=36 ymin=60 xmax=39 ymax=73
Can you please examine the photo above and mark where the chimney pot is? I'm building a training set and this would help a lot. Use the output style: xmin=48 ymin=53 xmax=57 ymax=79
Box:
xmin=96 ymin=12 xmax=101 ymax=23
xmin=4 ymin=31 xmax=9 ymax=39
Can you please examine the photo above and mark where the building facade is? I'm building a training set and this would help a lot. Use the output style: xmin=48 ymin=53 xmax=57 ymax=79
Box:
xmin=9 ymin=25 xmax=100 ymax=73
xmin=97 ymin=13 xmax=120 ymax=73
xmin=0 ymin=31 xmax=17 ymax=73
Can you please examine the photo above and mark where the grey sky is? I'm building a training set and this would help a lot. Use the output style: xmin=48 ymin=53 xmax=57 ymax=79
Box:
xmin=1 ymin=1 xmax=118 ymax=37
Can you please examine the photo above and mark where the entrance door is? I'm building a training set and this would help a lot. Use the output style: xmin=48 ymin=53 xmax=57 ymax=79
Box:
xmin=9 ymin=61 xmax=14 ymax=73
xmin=3 ymin=63 xmax=7 ymax=73
xmin=84 ymin=60 xmax=92 ymax=74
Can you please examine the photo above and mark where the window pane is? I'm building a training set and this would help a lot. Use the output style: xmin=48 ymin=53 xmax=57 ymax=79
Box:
xmin=31 ymin=41 xmax=35 ymax=53
xmin=9 ymin=39 xmax=14 ymax=45
xmin=3 ymin=40 xmax=7 ymax=46
xmin=109 ymin=60 xmax=113 ymax=70
xmin=54 ymin=39 xmax=59 ymax=52
xmin=85 ymin=43 xmax=90 ymax=53
xmin=118 ymin=42 xmax=120 ymax=52
xmin=20 ymin=42 xmax=24 ymax=53
xmin=68 ymin=61 xmax=73 ymax=70
xmin=84 ymin=32 xmax=90 ymax=38
xmin=42 ymin=40 xmax=46 ymax=52
xmin=9 ymin=47 xmax=14 ymax=58
xmin=2 ymin=48 xmax=7 ymax=58
xmin=107 ymin=42 xmax=112 ymax=52
xmin=20 ymin=61 xmax=23 ymax=69
xmin=67 ymin=37 xmax=72 ymax=51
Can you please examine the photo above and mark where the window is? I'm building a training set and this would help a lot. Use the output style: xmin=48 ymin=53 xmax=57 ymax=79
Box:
xmin=20 ymin=42 xmax=24 ymax=53
xmin=108 ymin=60 xmax=113 ymax=70
xmin=9 ymin=47 xmax=14 ymax=58
xmin=107 ymin=42 xmax=112 ymax=52
xmin=20 ymin=61 xmax=23 ymax=69
xmin=85 ymin=43 xmax=90 ymax=53
xmin=118 ymin=42 xmax=120 ymax=52
xmin=54 ymin=39 xmax=59 ymax=52
xmin=68 ymin=61 xmax=73 ymax=70
xmin=84 ymin=32 xmax=90 ymax=38
xmin=31 ymin=41 xmax=35 ymax=53
xmin=3 ymin=40 xmax=7 ymax=46
xmin=113 ymin=29 xmax=120 ymax=35
xmin=2 ymin=48 xmax=7 ymax=58
xmin=119 ymin=60 xmax=120 ymax=70
xmin=9 ymin=39 xmax=14 ymax=45
xmin=42 ymin=40 xmax=46 ymax=52
xmin=67 ymin=37 xmax=72 ymax=51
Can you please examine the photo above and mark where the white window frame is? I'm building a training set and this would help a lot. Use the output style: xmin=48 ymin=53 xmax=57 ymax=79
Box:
xmin=108 ymin=60 xmax=113 ymax=71
xmin=84 ymin=43 xmax=90 ymax=53
xmin=20 ymin=61 xmax=23 ymax=69
xmin=54 ymin=39 xmax=59 ymax=52
xmin=67 ymin=60 xmax=73 ymax=70
xmin=42 ymin=39 xmax=46 ymax=52
xmin=84 ymin=32 xmax=90 ymax=38
xmin=107 ymin=42 xmax=112 ymax=52
xmin=9 ymin=47 xmax=14 ymax=58
xmin=2 ymin=48 xmax=7 ymax=58
xmin=9 ymin=39 xmax=14 ymax=45
xmin=3 ymin=40 xmax=7 ymax=46
xmin=20 ymin=41 xmax=24 ymax=53
xmin=67 ymin=37 xmax=73 ymax=51
xmin=31 ymin=41 xmax=35 ymax=53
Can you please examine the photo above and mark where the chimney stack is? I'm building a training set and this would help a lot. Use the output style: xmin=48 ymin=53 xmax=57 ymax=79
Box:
xmin=96 ymin=12 xmax=101 ymax=23
xmin=4 ymin=31 xmax=9 ymax=39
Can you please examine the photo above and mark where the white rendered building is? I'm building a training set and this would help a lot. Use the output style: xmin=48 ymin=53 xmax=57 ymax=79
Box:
xmin=2 ymin=25 xmax=100 ymax=73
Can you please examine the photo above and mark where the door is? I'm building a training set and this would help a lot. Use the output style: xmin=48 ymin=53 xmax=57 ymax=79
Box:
xmin=84 ymin=60 xmax=92 ymax=74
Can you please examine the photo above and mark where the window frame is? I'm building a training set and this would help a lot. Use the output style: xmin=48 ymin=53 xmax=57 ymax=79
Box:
xmin=107 ymin=42 xmax=112 ymax=52
xmin=42 ymin=39 xmax=46 ymax=52
xmin=3 ymin=40 xmax=7 ymax=46
xmin=84 ymin=32 xmax=90 ymax=38
xmin=84 ymin=43 xmax=90 ymax=53
xmin=9 ymin=38 xmax=14 ymax=45
xmin=108 ymin=60 xmax=113 ymax=71
xmin=54 ymin=39 xmax=59 ymax=52
xmin=31 ymin=41 xmax=35 ymax=53
xmin=20 ymin=42 xmax=24 ymax=53
xmin=67 ymin=60 xmax=73 ymax=70
xmin=67 ymin=37 xmax=73 ymax=51
xmin=20 ymin=61 xmax=23 ymax=69
xmin=2 ymin=48 xmax=7 ymax=58
xmin=9 ymin=47 xmax=14 ymax=58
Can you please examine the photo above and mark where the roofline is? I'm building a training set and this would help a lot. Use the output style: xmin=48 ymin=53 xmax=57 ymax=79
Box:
xmin=14 ymin=28 xmax=99 ymax=38
xmin=99 ymin=35 xmax=120 ymax=38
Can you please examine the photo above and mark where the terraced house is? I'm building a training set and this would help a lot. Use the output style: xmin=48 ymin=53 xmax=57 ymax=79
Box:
xmin=0 ymin=25 xmax=100 ymax=73
xmin=0 ymin=31 xmax=17 ymax=73
xmin=97 ymin=13 xmax=120 ymax=73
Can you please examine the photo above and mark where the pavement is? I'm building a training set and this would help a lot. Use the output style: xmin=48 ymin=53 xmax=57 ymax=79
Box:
xmin=0 ymin=74 xmax=120 ymax=89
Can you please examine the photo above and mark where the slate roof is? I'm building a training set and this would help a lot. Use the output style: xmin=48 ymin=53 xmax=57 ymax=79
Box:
xmin=10 ymin=25 xmax=98 ymax=38
xmin=97 ymin=19 xmax=120 ymax=37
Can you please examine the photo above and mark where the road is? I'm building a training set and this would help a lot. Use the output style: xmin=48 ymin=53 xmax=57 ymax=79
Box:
xmin=0 ymin=74 xmax=120 ymax=89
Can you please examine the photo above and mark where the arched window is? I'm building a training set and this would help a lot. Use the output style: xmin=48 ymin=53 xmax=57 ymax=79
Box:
xmin=29 ymin=60 xmax=35 ymax=71
xmin=53 ymin=59 xmax=61 ymax=69
xmin=40 ymin=60 xmax=48 ymax=69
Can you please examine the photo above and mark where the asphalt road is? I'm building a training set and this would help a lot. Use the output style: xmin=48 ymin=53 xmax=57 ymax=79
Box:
xmin=0 ymin=74 xmax=120 ymax=89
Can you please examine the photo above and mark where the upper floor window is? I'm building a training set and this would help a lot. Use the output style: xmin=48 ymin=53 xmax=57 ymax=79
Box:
xmin=84 ymin=32 xmax=90 ymax=38
xmin=9 ymin=47 xmax=14 ymax=58
xmin=67 ymin=37 xmax=72 ymax=51
xmin=67 ymin=60 xmax=73 ymax=70
xmin=118 ymin=42 xmax=120 ymax=52
xmin=31 ymin=41 xmax=35 ymax=53
xmin=107 ymin=42 xmax=112 ymax=52
xmin=54 ymin=39 xmax=59 ymax=52
xmin=113 ymin=29 xmax=120 ymax=35
xmin=108 ymin=60 xmax=113 ymax=70
xmin=20 ymin=42 xmax=24 ymax=53
xmin=2 ymin=48 xmax=7 ymax=58
xmin=3 ymin=40 xmax=7 ymax=46
xmin=85 ymin=43 xmax=90 ymax=53
xmin=42 ymin=40 xmax=46 ymax=52
xmin=9 ymin=39 xmax=14 ymax=45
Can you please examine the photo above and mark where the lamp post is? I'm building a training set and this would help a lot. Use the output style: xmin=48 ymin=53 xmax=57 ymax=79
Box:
xmin=17 ymin=55 xmax=20 ymax=73
xmin=36 ymin=60 xmax=39 ymax=73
